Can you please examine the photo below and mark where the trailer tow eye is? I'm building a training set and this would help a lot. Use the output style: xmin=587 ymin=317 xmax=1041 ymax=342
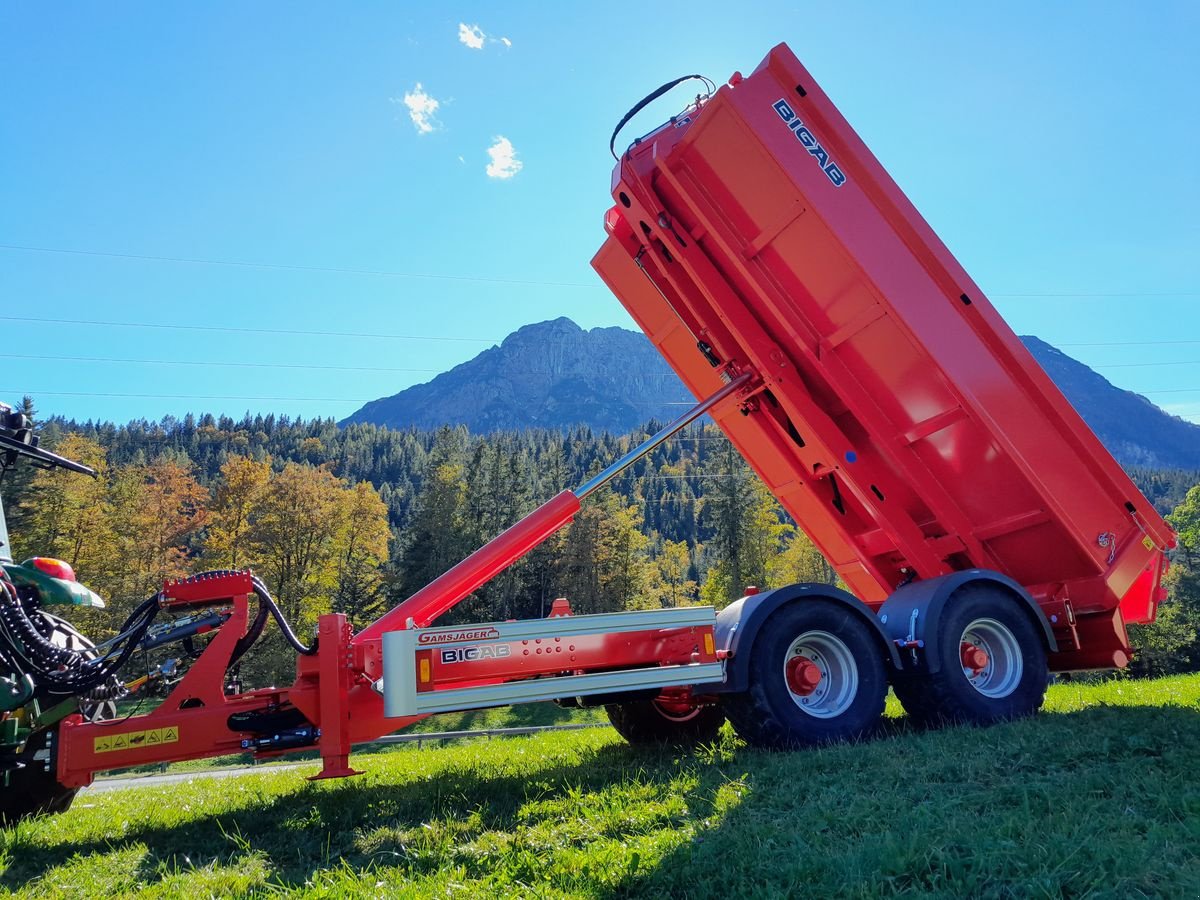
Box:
xmin=960 ymin=642 xmax=990 ymax=678
xmin=786 ymin=656 xmax=823 ymax=696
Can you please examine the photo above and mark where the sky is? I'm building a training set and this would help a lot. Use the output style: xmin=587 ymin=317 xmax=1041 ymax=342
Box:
xmin=2 ymin=2 xmax=1198 ymax=426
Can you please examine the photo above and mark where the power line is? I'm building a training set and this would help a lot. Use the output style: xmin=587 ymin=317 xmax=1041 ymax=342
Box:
xmin=999 ymin=292 xmax=1200 ymax=298
xmin=7 ymin=385 xmax=1199 ymax=405
xmin=3 ymin=242 xmax=1196 ymax=299
xmin=1 ymin=389 xmax=697 ymax=405
xmin=0 ymin=353 xmax=443 ymax=374
xmin=1 ymin=390 xmax=366 ymax=403
xmin=1058 ymin=340 xmax=1200 ymax=348
xmin=0 ymin=243 xmax=604 ymax=290
xmin=0 ymin=315 xmax=499 ymax=343
xmin=0 ymin=351 xmax=682 ymax=377
xmin=13 ymin=348 xmax=1199 ymax=375
xmin=5 ymin=313 xmax=1199 ymax=354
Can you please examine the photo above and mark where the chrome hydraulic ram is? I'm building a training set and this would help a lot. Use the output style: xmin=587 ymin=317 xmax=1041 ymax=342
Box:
xmin=359 ymin=371 xmax=752 ymax=637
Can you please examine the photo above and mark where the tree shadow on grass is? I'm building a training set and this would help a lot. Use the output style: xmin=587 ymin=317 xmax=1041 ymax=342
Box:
xmin=0 ymin=738 xmax=673 ymax=891
xmin=3 ymin=705 xmax=1198 ymax=895
xmin=605 ymin=704 xmax=1200 ymax=897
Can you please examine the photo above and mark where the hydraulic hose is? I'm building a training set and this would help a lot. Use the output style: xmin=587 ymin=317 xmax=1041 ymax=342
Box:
xmin=228 ymin=592 xmax=270 ymax=669
xmin=0 ymin=578 xmax=159 ymax=694
xmin=249 ymin=575 xmax=317 ymax=656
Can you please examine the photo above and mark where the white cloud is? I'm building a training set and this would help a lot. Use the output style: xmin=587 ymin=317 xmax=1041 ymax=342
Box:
xmin=458 ymin=23 xmax=485 ymax=49
xmin=399 ymin=83 xmax=440 ymax=134
xmin=500 ymin=37 xmax=512 ymax=48
xmin=485 ymin=136 xmax=522 ymax=179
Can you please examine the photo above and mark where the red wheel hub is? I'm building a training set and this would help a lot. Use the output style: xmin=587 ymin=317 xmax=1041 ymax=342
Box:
xmin=961 ymin=642 xmax=989 ymax=676
xmin=786 ymin=655 xmax=823 ymax=696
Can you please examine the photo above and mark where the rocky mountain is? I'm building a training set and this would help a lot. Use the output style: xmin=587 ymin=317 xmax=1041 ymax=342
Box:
xmin=342 ymin=318 xmax=686 ymax=434
xmin=1020 ymin=336 xmax=1200 ymax=469
xmin=341 ymin=318 xmax=1200 ymax=470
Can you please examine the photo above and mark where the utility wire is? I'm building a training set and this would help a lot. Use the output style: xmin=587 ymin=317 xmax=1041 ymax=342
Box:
xmin=0 ymin=243 xmax=604 ymax=289
xmin=4 ymin=309 xmax=1195 ymax=355
xmin=1058 ymin=340 xmax=1200 ymax=348
xmin=0 ymin=353 xmax=443 ymax=374
xmin=5 ymin=386 xmax=1199 ymax=404
xmin=0 ymin=389 xmax=698 ymax=404
xmin=0 ymin=315 xmax=498 ymax=343
xmin=3 ymin=241 xmax=1198 ymax=299
xmin=4 ymin=314 xmax=1199 ymax=352
xmin=4 ymin=314 xmax=1195 ymax=352
xmin=0 ymin=352 xmax=682 ymax=377
xmin=0 ymin=353 xmax=676 ymax=377
xmin=6 ymin=350 xmax=1199 ymax=374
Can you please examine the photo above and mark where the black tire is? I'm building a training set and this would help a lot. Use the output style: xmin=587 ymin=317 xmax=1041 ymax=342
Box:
xmin=721 ymin=600 xmax=888 ymax=749
xmin=1 ymin=728 xmax=76 ymax=826
xmin=605 ymin=699 xmax=726 ymax=746
xmin=891 ymin=585 xmax=1048 ymax=727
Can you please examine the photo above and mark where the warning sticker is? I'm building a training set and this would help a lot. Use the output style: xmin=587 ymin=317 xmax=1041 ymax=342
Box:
xmin=1142 ymin=536 xmax=1155 ymax=552
xmin=94 ymin=726 xmax=180 ymax=754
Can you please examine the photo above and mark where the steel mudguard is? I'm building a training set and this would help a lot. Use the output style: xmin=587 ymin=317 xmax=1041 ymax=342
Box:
xmin=712 ymin=584 xmax=902 ymax=693
xmin=876 ymin=570 xmax=1057 ymax=673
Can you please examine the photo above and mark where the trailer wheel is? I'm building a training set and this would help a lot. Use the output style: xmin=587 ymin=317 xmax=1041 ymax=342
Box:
xmin=892 ymin=586 xmax=1048 ymax=726
xmin=605 ymin=699 xmax=726 ymax=746
xmin=722 ymin=600 xmax=887 ymax=748
xmin=1 ymin=728 xmax=77 ymax=825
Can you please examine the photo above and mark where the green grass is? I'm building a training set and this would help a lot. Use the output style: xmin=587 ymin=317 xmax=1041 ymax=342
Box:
xmin=3 ymin=675 xmax=1200 ymax=897
xmin=98 ymin=701 xmax=608 ymax=779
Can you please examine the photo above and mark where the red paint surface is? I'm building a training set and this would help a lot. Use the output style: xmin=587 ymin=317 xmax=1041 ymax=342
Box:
xmin=592 ymin=42 xmax=1174 ymax=669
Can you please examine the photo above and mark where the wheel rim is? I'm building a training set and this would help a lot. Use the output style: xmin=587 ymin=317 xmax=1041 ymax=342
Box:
xmin=782 ymin=630 xmax=859 ymax=718
xmin=959 ymin=617 xmax=1023 ymax=698
xmin=652 ymin=700 xmax=702 ymax=723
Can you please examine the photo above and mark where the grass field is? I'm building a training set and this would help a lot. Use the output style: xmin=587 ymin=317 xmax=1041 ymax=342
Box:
xmin=2 ymin=675 xmax=1199 ymax=898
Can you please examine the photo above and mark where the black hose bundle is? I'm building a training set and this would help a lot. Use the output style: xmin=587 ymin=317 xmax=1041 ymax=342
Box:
xmin=0 ymin=565 xmax=318 ymax=704
xmin=0 ymin=574 xmax=159 ymax=695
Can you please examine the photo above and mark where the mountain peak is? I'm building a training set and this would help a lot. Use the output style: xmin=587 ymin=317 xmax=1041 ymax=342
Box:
xmin=341 ymin=320 xmax=1200 ymax=468
xmin=503 ymin=317 xmax=583 ymax=346
xmin=341 ymin=317 xmax=685 ymax=433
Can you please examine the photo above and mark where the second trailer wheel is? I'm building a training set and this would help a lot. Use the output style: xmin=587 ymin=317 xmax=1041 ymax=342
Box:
xmin=892 ymin=585 xmax=1048 ymax=726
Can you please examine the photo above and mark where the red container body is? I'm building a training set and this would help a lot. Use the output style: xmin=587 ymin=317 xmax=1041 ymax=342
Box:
xmin=592 ymin=44 xmax=1175 ymax=670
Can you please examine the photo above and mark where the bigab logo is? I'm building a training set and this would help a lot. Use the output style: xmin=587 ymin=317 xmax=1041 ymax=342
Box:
xmin=771 ymin=99 xmax=847 ymax=187
xmin=440 ymin=644 xmax=512 ymax=664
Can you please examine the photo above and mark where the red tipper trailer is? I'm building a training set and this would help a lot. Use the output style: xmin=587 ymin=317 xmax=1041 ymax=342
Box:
xmin=1 ymin=43 xmax=1179 ymax=825
xmin=592 ymin=43 xmax=1175 ymax=684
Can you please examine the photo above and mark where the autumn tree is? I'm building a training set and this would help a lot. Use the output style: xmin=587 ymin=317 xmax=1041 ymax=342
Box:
xmin=769 ymin=528 xmax=838 ymax=587
xmin=250 ymin=462 xmax=345 ymax=625
xmin=12 ymin=434 xmax=111 ymax=581
xmin=105 ymin=458 xmax=208 ymax=615
xmin=332 ymin=480 xmax=392 ymax=628
xmin=650 ymin=539 xmax=697 ymax=608
xmin=204 ymin=455 xmax=271 ymax=570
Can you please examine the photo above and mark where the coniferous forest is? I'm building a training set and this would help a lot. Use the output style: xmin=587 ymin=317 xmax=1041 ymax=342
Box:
xmin=3 ymin=397 xmax=1198 ymax=682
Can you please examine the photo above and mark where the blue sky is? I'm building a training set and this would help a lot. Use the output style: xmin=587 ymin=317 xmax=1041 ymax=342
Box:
xmin=2 ymin=2 xmax=1198 ymax=426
